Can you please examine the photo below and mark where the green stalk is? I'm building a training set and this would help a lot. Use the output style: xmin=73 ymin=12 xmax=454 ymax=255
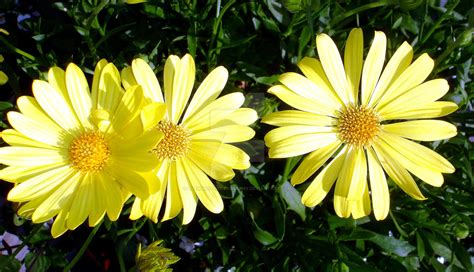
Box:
xmin=10 ymin=224 xmax=43 ymax=259
xmin=330 ymin=1 xmax=388 ymax=27
xmin=63 ymin=221 xmax=102 ymax=272
xmin=0 ymin=36 xmax=36 ymax=61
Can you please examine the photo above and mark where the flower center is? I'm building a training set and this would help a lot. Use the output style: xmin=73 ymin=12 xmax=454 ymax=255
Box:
xmin=153 ymin=121 xmax=190 ymax=160
xmin=337 ymin=105 xmax=380 ymax=146
xmin=69 ymin=132 xmax=110 ymax=172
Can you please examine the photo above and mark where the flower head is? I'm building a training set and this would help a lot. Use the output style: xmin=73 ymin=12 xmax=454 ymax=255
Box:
xmin=124 ymin=54 xmax=257 ymax=224
xmin=0 ymin=60 xmax=164 ymax=237
xmin=263 ymin=28 xmax=457 ymax=220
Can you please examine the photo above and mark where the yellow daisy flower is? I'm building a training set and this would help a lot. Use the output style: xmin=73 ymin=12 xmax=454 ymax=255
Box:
xmin=122 ymin=54 xmax=257 ymax=224
xmin=0 ymin=60 xmax=164 ymax=237
xmin=262 ymin=28 xmax=458 ymax=220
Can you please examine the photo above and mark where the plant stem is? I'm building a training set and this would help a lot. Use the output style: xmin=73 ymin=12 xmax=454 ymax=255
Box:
xmin=11 ymin=223 xmax=43 ymax=258
xmin=330 ymin=1 xmax=388 ymax=27
xmin=0 ymin=36 xmax=36 ymax=61
xmin=63 ymin=221 xmax=102 ymax=272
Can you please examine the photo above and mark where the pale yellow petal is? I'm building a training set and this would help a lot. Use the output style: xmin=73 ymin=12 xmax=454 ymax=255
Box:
xmin=317 ymin=33 xmax=353 ymax=103
xmin=383 ymin=120 xmax=457 ymax=141
xmin=183 ymin=158 xmax=224 ymax=214
xmin=351 ymin=182 xmax=371 ymax=219
xmin=377 ymin=53 xmax=434 ymax=108
xmin=183 ymin=93 xmax=244 ymax=131
xmin=65 ymin=63 xmax=93 ymax=128
xmin=140 ymin=102 xmax=167 ymax=131
xmin=0 ymin=163 xmax=64 ymax=183
xmin=7 ymin=165 xmax=73 ymax=202
xmin=176 ymin=159 xmax=198 ymax=224
xmin=32 ymin=171 xmax=81 ymax=223
xmin=32 ymin=80 xmax=80 ymax=132
xmin=372 ymin=142 xmax=426 ymax=200
xmin=190 ymin=125 xmax=255 ymax=143
xmin=279 ymin=72 xmax=341 ymax=110
xmin=368 ymin=41 xmax=413 ymax=107
xmin=67 ymin=174 xmax=92 ymax=230
xmin=91 ymin=59 xmax=109 ymax=108
xmin=89 ymin=176 xmax=106 ymax=226
xmin=130 ymin=198 xmax=144 ymax=220
xmin=7 ymin=111 xmax=67 ymax=147
xmin=264 ymin=125 xmax=334 ymax=147
xmin=297 ymin=57 xmax=342 ymax=105
xmin=107 ymin=85 xmax=144 ymax=134
xmin=377 ymin=79 xmax=449 ymax=115
xmin=170 ymin=54 xmax=195 ymax=122
xmin=381 ymin=101 xmax=458 ymax=120
xmin=0 ymin=146 xmax=66 ymax=166
xmin=182 ymin=66 xmax=229 ymax=122
xmin=190 ymin=141 xmax=250 ymax=169
xmin=97 ymin=63 xmax=124 ymax=114
xmin=268 ymin=133 xmax=338 ymax=159
xmin=99 ymin=174 xmax=124 ymax=221
xmin=366 ymin=148 xmax=389 ymax=220
xmin=380 ymin=132 xmax=454 ymax=173
xmin=132 ymin=58 xmax=163 ymax=102
xmin=1 ymin=129 xmax=55 ymax=149
xmin=268 ymin=85 xmax=336 ymax=116
xmin=187 ymin=141 xmax=235 ymax=181
xmin=344 ymin=28 xmax=363 ymax=102
xmin=163 ymin=55 xmax=179 ymax=119
xmin=120 ymin=66 xmax=137 ymax=90
xmin=161 ymin=162 xmax=183 ymax=221
xmin=219 ymin=108 xmax=258 ymax=126
xmin=360 ymin=31 xmax=386 ymax=105
xmin=291 ymin=140 xmax=341 ymax=185
xmin=51 ymin=211 xmax=68 ymax=238
xmin=261 ymin=110 xmax=335 ymax=127
xmin=106 ymin=163 xmax=149 ymax=199
xmin=301 ymin=147 xmax=346 ymax=207
xmin=47 ymin=67 xmax=69 ymax=103
xmin=16 ymin=96 xmax=58 ymax=129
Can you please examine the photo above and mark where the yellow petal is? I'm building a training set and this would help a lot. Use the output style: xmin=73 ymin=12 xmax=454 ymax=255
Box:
xmin=351 ymin=182 xmax=371 ymax=219
xmin=0 ymin=146 xmax=66 ymax=166
xmin=97 ymin=63 xmax=124 ymax=114
xmin=176 ymin=159 xmax=198 ymax=224
xmin=297 ymin=57 xmax=341 ymax=105
xmin=183 ymin=158 xmax=223 ymax=214
xmin=91 ymin=59 xmax=109 ymax=108
xmin=163 ymin=55 xmax=180 ymax=119
xmin=377 ymin=79 xmax=449 ymax=115
xmin=161 ymin=161 xmax=183 ymax=221
xmin=140 ymin=160 xmax=169 ymax=222
xmin=107 ymin=85 xmax=144 ymax=134
xmin=170 ymin=54 xmax=195 ymax=122
xmin=191 ymin=141 xmax=250 ymax=169
xmin=268 ymin=85 xmax=336 ymax=116
xmin=264 ymin=125 xmax=334 ymax=147
xmin=301 ymin=147 xmax=346 ymax=207
xmin=291 ymin=140 xmax=341 ymax=185
xmin=140 ymin=102 xmax=167 ymax=131
xmin=368 ymin=41 xmax=413 ymax=107
xmin=51 ymin=211 xmax=68 ymax=238
xmin=183 ymin=93 xmax=245 ymax=131
xmin=316 ymin=33 xmax=353 ymax=104
xmin=372 ymin=142 xmax=426 ymax=200
xmin=360 ymin=31 xmax=386 ymax=105
xmin=380 ymin=133 xmax=454 ymax=173
xmin=383 ymin=120 xmax=457 ymax=141
xmin=32 ymin=80 xmax=80 ymax=133
xmin=190 ymin=125 xmax=255 ymax=143
xmin=366 ymin=148 xmax=389 ymax=220
xmin=0 ymin=163 xmax=63 ymax=183
xmin=130 ymin=198 xmax=144 ymax=220
xmin=382 ymin=101 xmax=458 ymax=120
xmin=67 ymin=174 xmax=92 ymax=230
xmin=99 ymin=174 xmax=125 ymax=221
xmin=183 ymin=66 xmax=229 ymax=122
xmin=132 ymin=58 xmax=163 ymax=102
xmin=219 ymin=108 xmax=258 ymax=126
xmin=1 ymin=129 xmax=55 ymax=149
xmin=377 ymin=53 xmax=434 ymax=108
xmin=344 ymin=28 xmax=363 ymax=102
xmin=65 ymin=63 xmax=93 ymax=128
xmin=32 ymin=171 xmax=81 ymax=223
xmin=16 ymin=96 xmax=61 ymax=129
xmin=279 ymin=72 xmax=341 ymax=110
xmin=268 ymin=133 xmax=338 ymax=159
xmin=89 ymin=177 xmax=106 ymax=226
xmin=120 ymin=66 xmax=137 ymax=90
xmin=187 ymin=141 xmax=235 ymax=181
xmin=47 ymin=67 xmax=69 ymax=103
xmin=7 ymin=111 xmax=67 ymax=147
xmin=262 ymin=110 xmax=335 ymax=127
xmin=106 ymin=163 xmax=150 ymax=199
xmin=7 ymin=165 xmax=73 ymax=202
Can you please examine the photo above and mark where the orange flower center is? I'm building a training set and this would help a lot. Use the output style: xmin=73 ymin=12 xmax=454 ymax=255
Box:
xmin=337 ymin=105 xmax=380 ymax=146
xmin=153 ymin=121 xmax=190 ymax=160
xmin=69 ymin=132 xmax=110 ymax=172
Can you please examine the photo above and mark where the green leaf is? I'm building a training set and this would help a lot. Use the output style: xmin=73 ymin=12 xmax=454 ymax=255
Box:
xmin=278 ymin=181 xmax=306 ymax=220
xmin=249 ymin=212 xmax=278 ymax=246
xmin=0 ymin=256 xmax=21 ymax=272
xmin=0 ymin=101 xmax=13 ymax=111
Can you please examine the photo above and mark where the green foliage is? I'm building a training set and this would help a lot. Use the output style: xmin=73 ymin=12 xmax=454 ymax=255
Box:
xmin=0 ymin=0 xmax=473 ymax=271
